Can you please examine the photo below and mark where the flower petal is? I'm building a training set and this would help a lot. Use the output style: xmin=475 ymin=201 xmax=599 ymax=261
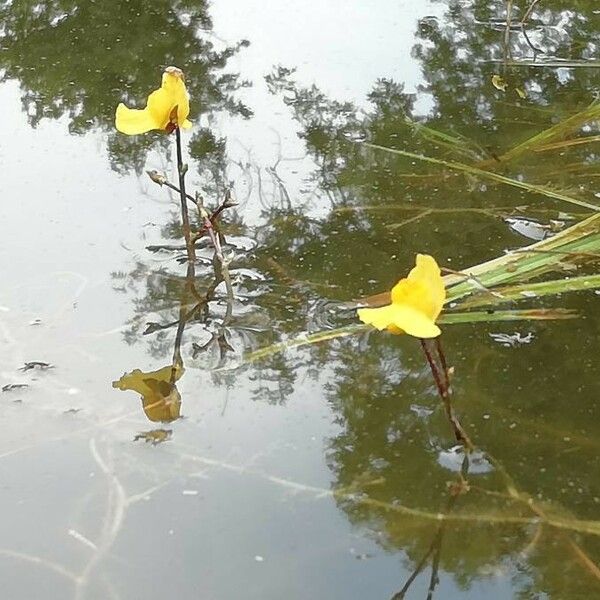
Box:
xmin=358 ymin=304 xmax=441 ymax=338
xmin=391 ymin=254 xmax=445 ymax=321
xmin=146 ymin=87 xmax=176 ymax=129
xmin=160 ymin=70 xmax=190 ymax=125
xmin=115 ymin=69 xmax=192 ymax=135
xmin=115 ymin=103 xmax=162 ymax=135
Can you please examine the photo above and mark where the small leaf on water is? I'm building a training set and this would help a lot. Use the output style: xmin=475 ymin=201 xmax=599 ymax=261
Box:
xmin=19 ymin=361 xmax=53 ymax=372
xmin=515 ymin=87 xmax=527 ymax=99
xmin=491 ymin=74 xmax=508 ymax=92
xmin=2 ymin=383 xmax=29 ymax=392
xmin=133 ymin=429 xmax=172 ymax=445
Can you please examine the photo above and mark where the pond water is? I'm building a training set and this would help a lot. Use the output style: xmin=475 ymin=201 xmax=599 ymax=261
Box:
xmin=0 ymin=1 xmax=599 ymax=598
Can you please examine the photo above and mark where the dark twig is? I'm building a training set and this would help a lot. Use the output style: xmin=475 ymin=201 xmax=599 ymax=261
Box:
xmin=147 ymin=170 xmax=237 ymax=235
xmin=174 ymin=128 xmax=196 ymax=264
xmin=521 ymin=0 xmax=541 ymax=25
xmin=391 ymin=492 xmax=460 ymax=599
xmin=191 ymin=194 xmax=235 ymax=324
xmin=435 ymin=337 xmax=451 ymax=393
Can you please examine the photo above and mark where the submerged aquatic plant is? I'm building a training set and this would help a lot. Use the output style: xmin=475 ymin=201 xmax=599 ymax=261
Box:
xmin=115 ymin=66 xmax=192 ymax=135
xmin=357 ymin=254 xmax=445 ymax=338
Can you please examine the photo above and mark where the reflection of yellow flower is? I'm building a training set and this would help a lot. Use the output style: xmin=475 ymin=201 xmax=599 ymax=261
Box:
xmin=115 ymin=66 xmax=192 ymax=135
xmin=357 ymin=254 xmax=445 ymax=338
xmin=112 ymin=363 xmax=184 ymax=422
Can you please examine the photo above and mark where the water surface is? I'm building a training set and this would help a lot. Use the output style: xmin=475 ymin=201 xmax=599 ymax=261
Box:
xmin=0 ymin=1 xmax=599 ymax=598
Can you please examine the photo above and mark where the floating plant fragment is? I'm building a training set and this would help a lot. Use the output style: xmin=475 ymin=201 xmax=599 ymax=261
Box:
xmin=19 ymin=361 xmax=53 ymax=372
xmin=491 ymin=74 xmax=508 ymax=91
xmin=133 ymin=429 xmax=173 ymax=445
xmin=489 ymin=331 xmax=534 ymax=347
xmin=2 ymin=383 xmax=29 ymax=392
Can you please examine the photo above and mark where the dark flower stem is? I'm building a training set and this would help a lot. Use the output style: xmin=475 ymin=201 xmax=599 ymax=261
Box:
xmin=435 ymin=337 xmax=451 ymax=393
xmin=420 ymin=338 xmax=473 ymax=451
xmin=175 ymin=127 xmax=196 ymax=264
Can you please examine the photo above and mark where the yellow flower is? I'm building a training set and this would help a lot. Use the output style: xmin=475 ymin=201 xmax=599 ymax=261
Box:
xmin=357 ymin=254 xmax=445 ymax=338
xmin=115 ymin=66 xmax=192 ymax=135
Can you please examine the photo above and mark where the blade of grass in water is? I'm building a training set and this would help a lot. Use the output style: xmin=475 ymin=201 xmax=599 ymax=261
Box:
xmin=459 ymin=273 xmax=600 ymax=308
xmin=363 ymin=142 xmax=600 ymax=211
xmin=496 ymin=60 xmax=600 ymax=68
xmin=362 ymin=213 xmax=600 ymax=308
xmin=405 ymin=118 xmax=485 ymax=160
xmin=534 ymin=134 xmax=600 ymax=153
xmin=243 ymin=309 xmax=577 ymax=363
xmin=445 ymin=213 xmax=600 ymax=302
xmin=498 ymin=101 xmax=600 ymax=163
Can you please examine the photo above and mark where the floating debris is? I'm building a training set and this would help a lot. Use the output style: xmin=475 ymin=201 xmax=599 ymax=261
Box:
xmin=2 ymin=383 xmax=29 ymax=392
xmin=19 ymin=361 xmax=54 ymax=372
xmin=410 ymin=404 xmax=434 ymax=418
xmin=505 ymin=217 xmax=564 ymax=242
xmin=489 ymin=331 xmax=534 ymax=347
xmin=438 ymin=446 xmax=493 ymax=474
xmin=133 ymin=429 xmax=172 ymax=445
xmin=491 ymin=74 xmax=508 ymax=92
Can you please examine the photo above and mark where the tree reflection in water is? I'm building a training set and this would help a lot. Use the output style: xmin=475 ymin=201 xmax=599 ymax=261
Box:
xmin=2 ymin=0 xmax=600 ymax=598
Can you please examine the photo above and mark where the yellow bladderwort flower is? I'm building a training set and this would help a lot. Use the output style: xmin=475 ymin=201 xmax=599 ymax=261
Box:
xmin=357 ymin=254 xmax=445 ymax=339
xmin=115 ymin=66 xmax=192 ymax=135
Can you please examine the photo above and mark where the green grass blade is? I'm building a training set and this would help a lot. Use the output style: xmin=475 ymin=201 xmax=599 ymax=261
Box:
xmin=243 ymin=324 xmax=368 ymax=363
xmin=498 ymin=100 xmax=600 ymax=162
xmin=459 ymin=274 xmax=600 ymax=308
xmin=445 ymin=213 xmax=600 ymax=302
xmin=364 ymin=142 xmax=600 ymax=211
xmin=405 ymin=118 xmax=484 ymax=159
xmin=441 ymin=308 xmax=579 ymax=323
xmin=242 ymin=309 xmax=577 ymax=364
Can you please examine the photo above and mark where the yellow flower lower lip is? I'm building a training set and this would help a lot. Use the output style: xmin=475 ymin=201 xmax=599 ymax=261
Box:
xmin=115 ymin=68 xmax=192 ymax=135
xmin=358 ymin=305 xmax=442 ymax=338
xmin=357 ymin=254 xmax=445 ymax=338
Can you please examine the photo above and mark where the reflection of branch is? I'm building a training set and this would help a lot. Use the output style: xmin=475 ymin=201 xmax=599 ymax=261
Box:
xmin=521 ymin=0 xmax=541 ymax=25
xmin=504 ymin=0 xmax=514 ymax=61
xmin=392 ymin=462 xmax=467 ymax=599
xmin=390 ymin=495 xmax=454 ymax=598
